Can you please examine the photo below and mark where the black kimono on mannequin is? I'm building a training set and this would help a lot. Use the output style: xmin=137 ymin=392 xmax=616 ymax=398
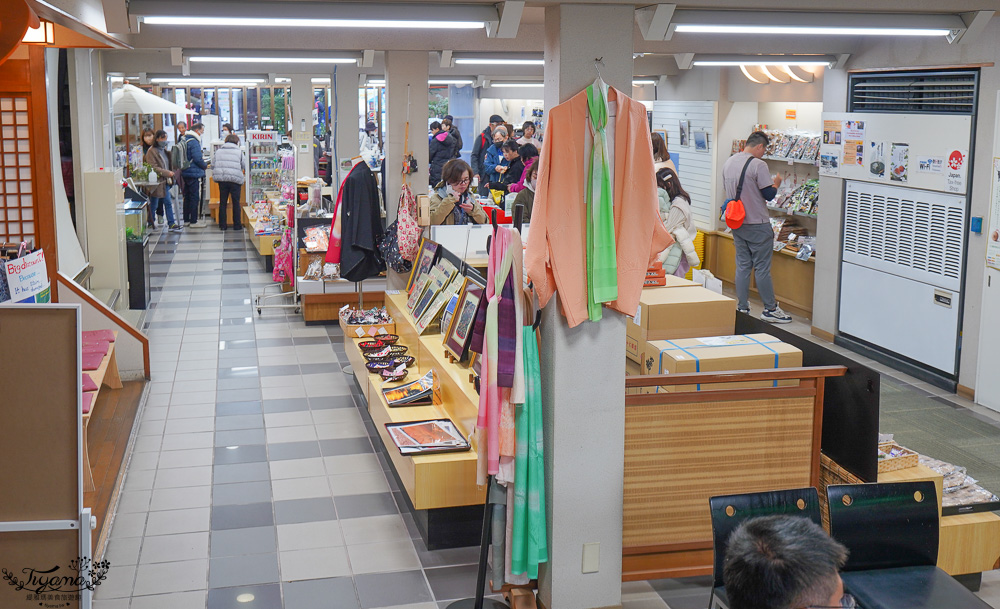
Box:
xmin=340 ymin=162 xmax=386 ymax=282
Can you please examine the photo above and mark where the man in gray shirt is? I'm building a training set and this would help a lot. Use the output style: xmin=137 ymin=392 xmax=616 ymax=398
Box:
xmin=722 ymin=131 xmax=791 ymax=323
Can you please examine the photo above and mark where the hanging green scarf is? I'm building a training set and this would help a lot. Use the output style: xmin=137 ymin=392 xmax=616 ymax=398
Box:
xmin=585 ymin=80 xmax=618 ymax=322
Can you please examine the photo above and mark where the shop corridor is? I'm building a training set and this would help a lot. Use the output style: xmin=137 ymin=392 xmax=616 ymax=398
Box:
xmin=93 ymin=226 xmax=1000 ymax=609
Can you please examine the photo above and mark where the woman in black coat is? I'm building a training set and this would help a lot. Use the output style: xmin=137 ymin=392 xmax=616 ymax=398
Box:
xmin=428 ymin=121 xmax=458 ymax=186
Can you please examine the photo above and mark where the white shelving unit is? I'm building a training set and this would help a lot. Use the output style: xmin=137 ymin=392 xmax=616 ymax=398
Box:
xmin=247 ymin=130 xmax=280 ymax=203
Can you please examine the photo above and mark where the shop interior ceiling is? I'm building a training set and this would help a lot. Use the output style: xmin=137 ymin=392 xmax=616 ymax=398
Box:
xmin=39 ymin=0 xmax=996 ymax=78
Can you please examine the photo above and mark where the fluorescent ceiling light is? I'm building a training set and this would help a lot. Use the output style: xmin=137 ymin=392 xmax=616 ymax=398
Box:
xmin=491 ymin=82 xmax=544 ymax=88
xmin=455 ymin=58 xmax=543 ymax=65
xmin=189 ymin=56 xmax=356 ymax=64
xmin=693 ymin=59 xmax=831 ymax=67
xmin=675 ymin=24 xmax=950 ymax=36
xmin=632 ymin=80 xmax=657 ymax=86
xmin=165 ymin=82 xmax=261 ymax=87
xmin=151 ymin=77 xmax=266 ymax=83
xmin=367 ymin=80 xmax=386 ymax=86
xmin=312 ymin=78 xmax=331 ymax=84
xmin=142 ymin=16 xmax=484 ymax=29
xmin=429 ymin=79 xmax=474 ymax=85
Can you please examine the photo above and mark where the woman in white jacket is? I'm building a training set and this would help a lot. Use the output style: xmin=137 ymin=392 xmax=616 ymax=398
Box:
xmin=656 ymin=166 xmax=700 ymax=277
xmin=212 ymin=134 xmax=246 ymax=231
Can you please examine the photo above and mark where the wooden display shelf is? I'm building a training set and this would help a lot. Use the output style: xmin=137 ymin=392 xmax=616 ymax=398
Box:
xmin=345 ymin=291 xmax=485 ymax=512
xmin=939 ymin=512 xmax=1000 ymax=576
xmin=242 ymin=206 xmax=279 ymax=272
xmin=703 ymin=230 xmax=815 ymax=317
xmin=303 ymin=292 xmax=385 ymax=323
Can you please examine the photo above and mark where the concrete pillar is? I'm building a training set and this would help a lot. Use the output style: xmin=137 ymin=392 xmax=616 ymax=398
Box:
xmin=330 ymin=64 xmax=361 ymax=186
xmin=538 ymin=5 xmax=634 ymax=609
xmin=290 ymin=74 xmax=316 ymax=178
xmin=384 ymin=51 xmax=429 ymax=223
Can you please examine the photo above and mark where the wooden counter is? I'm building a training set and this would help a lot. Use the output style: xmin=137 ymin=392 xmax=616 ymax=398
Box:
xmin=703 ymin=230 xmax=815 ymax=317
xmin=345 ymin=291 xmax=485 ymax=511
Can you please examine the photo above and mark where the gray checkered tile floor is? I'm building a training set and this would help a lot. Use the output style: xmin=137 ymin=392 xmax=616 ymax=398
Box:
xmin=95 ymin=225 xmax=1000 ymax=609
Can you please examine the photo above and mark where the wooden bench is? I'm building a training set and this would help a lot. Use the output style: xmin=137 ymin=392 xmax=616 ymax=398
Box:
xmin=81 ymin=330 xmax=122 ymax=492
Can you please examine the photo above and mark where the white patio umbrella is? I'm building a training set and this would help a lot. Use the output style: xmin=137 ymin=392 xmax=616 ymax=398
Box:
xmin=112 ymin=84 xmax=191 ymax=115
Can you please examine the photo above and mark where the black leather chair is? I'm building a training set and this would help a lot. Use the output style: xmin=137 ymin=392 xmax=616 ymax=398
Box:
xmin=827 ymin=482 xmax=991 ymax=609
xmin=708 ymin=487 xmax=822 ymax=609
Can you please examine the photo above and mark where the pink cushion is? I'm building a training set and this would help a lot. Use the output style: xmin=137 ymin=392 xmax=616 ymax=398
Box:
xmin=82 ymin=373 xmax=98 ymax=392
xmin=83 ymin=341 xmax=109 ymax=356
xmin=82 ymin=352 xmax=103 ymax=371
xmin=82 ymin=329 xmax=115 ymax=344
xmin=82 ymin=392 xmax=94 ymax=415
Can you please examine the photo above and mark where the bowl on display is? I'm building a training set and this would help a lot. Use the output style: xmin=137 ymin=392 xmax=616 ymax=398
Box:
xmin=358 ymin=340 xmax=385 ymax=352
xmin=380 ymin=368 xmax=409 ymax=382
xmin=378 ymin=334 xmax=400 ymax=345
xmin=390 ymin=355 xmax=415 ymax=367
xmin=366 ymin=360 xmax=394 ymax=372
xmin=388 ymin=345 xmax=408 ymax=356
xmin=363 ymin=346 xmax=393 ymax=360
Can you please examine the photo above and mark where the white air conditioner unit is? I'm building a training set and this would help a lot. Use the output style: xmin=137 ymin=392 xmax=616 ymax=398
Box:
xmin=839 ymin=180 xmax=965 ymax=375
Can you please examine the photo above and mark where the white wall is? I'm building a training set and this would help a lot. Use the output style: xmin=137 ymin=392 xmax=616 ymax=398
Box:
xmin=651 ymin=100 xmax=717 ymax=230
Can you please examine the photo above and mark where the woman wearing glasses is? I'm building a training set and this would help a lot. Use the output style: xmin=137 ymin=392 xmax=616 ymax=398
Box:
xmin=429 ymin=159 xmax=488 ymax=225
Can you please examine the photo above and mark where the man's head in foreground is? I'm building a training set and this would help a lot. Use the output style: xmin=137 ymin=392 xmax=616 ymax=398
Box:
xmin=724 ymin=515 xmax=849 ymax=609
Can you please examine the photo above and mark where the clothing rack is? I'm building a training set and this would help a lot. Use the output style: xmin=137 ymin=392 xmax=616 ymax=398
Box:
xmin=448 ymin=203 xmax=536 ymax=609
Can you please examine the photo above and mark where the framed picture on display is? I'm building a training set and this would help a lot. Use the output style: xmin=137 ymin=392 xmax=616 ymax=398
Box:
xmin=406 ymin=238 xmax=439 ymax=292
xmin=653 ymin=129 xmax=668 ymax=146
xmin=678 ymin=120 xmax=690 ymax=147
xmin=443 ymin=277 xmax=485 ymax=362
xmin=693 ymin=130 xmax=709 ymax=152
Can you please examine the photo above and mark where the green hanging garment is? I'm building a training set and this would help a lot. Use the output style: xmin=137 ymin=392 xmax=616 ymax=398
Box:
xmin=510 ymin=326 xmax=548 ymax=579
xmin=585 ymin=79 xmax=618 ymax=322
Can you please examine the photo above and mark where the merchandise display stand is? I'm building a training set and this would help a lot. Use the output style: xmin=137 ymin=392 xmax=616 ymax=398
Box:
xmin=0 ymin=305 xmax=95 ymax=609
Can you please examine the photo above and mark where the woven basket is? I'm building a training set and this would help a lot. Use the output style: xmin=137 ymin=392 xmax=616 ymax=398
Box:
xmin=877 ymin=441 xmax=919 ymax=473
xmin=819 ymin=454 xmax=864 ymax=531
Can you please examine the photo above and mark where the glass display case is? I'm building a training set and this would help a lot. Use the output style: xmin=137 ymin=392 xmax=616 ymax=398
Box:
xmin=121 ymin=199 xmax=150 ymax=309
xmin=121 ymin=199 xmax=148 ymax=243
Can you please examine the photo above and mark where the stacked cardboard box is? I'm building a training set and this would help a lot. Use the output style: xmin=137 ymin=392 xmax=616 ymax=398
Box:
xmin=640 ymin=334 xmax=802 ymax=392
xmin=626 ymin=277 xmax=736 ymax=363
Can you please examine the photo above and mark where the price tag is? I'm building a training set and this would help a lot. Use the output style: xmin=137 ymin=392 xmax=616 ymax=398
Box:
xmin=377 ymin=327 xmax=388 ymax=335
xmin=367 ymin=327 xmax=379 ymax=337
xmin=355 ymin=327 xmax=366 ymax=338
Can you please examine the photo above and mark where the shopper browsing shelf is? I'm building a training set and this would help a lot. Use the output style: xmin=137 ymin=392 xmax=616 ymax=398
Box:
xmin=360 ymin=121 xmax=379 ymax=157
xmin=442 ymin=116 xmax=462 ymax=158
xmin=511 ymin=162 xmax=537 ymax=222
xmin=180 ymin=122 xmax=209 ymax=228
xmin=481 ymin=126 xmax=510 ymax=190
xmin=722 ymin=130 xmax=790 ymax=323
xmin=428 ymin=121 xmax=458 ymax=187
xmin=429 ymin=159 xmax=488 ymax=225
xmin=221 ymin=122 xmax=234 ymax=139
xmin=507 ymin=143 xmax=538 ymax=194
xmin=517 ymin=121 xmax=543 ymax=150
xmin=140 ymin=128 xmax=157 ymax=228
xmin=471 ymin=114 xmax=505 ymax=181
xmin=652 ymin=131 xmax=676 ymax=174
xmin=144 ymin=130 xmax=182 ymax=232
xmin=212 ymin=134 xmax=245 ymax=231
xmin=655 ymin=167 xmax=699 ymax=277
xmin=724 ymin=515 xmax=850 ymax=609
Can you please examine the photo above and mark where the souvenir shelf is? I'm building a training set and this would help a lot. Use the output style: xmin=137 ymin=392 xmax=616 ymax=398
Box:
xmin=344 ymin=290 xmax=485 ymax=548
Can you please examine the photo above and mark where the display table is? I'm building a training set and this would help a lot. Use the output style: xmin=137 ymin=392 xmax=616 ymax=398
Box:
xmin=243 ymin=205 xmax=279 ymax=272
xmin=344 ymin=291 xmax=486 ymax=548
xmin=208 ymin=179 xmax=247 ymax=224
xmin=703 ymin=230 xmax=815 ymax=317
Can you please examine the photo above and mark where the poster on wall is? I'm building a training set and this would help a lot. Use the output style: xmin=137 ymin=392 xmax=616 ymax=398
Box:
xmin=916 ymin=156 xmax=944 ymax=174
xmin=868 ymin=141 xmax=886 ymax=179
xmin=945 ymin=149 xmax=968 ymax=194
xmin=987 ymin=158 xmax=1000 ymax=271
xmin=823 ymin=120 xmax=842 ymax=145
xmin=819 ymin=145 xmax=841 ymax=176
xmin=843 ymin=120 xmax=865 ymax=166
xmin=889 ymin=143 xmax=910 ymax=182
xmin=678 ymin=120 xmax=690 ymax=147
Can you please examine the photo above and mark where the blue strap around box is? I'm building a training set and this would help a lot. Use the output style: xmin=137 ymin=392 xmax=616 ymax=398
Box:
xmin=663 ymin=340 xmax=701 ymax=391
xmin=744 ymin=335 xmax=780 ymax=387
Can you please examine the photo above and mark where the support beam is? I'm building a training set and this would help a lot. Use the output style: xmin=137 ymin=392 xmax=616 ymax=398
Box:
xmin=486 ymin=0 xmax=524 ymax=38
xmin=950 ymin=10 xmax=994 ymax=44
xmin=674 ymin=52 xmax=694 ymax=70
xmin=361 ymin=49 xmax=375 ymax=68
xmin=169 ymin=46 xmax=182 ymax=66
xmin=439 ymin=49 xmax=453 ymax=68
xmin=635 ymin=4 xmax=675 ymax=41
xmin=540 ymin=8 xmax=633 ymax=609
xmin=102 ymin=0 xmax=130 ymax=33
